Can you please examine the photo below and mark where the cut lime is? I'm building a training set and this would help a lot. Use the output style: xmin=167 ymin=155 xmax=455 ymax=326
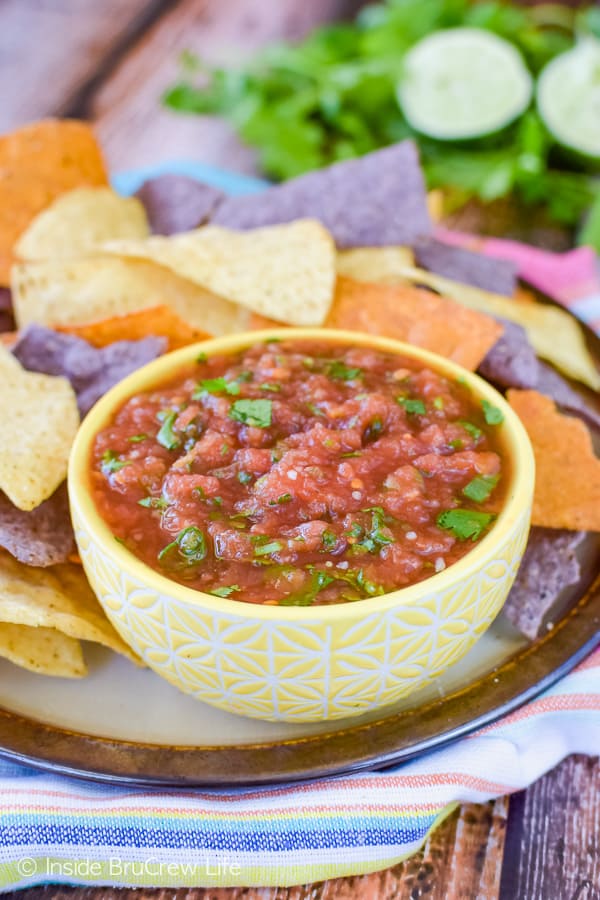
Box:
xmin=397 ymin=28 xmax=533 ymax=141
xmin=537 ymin=37 xmax=600 ymax=162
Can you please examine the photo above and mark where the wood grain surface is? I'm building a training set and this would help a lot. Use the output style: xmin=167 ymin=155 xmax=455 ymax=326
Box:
xmin=0 ymin=1 xmax=599 ymax=898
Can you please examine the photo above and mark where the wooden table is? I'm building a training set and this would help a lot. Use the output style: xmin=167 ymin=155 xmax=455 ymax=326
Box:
xmin=1 ymin=2 xmax=598 ymax=897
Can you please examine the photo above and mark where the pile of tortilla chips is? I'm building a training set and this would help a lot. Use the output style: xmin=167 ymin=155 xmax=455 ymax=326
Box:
xmin=0 ymin=118 xmax=598 ymax=681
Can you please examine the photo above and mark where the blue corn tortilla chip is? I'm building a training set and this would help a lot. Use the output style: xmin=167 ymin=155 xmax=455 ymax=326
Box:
xmin=0 ymin=484 xmax=74 ymax=567
xmin=212 ymin=141 xmax=431 ymax=248
xmin=503 ymin=528 xmax=586 ymax=639
xmin=135 ymin=174 xmax=224 ymax=235
xmin=413 ymin=238 xmax=517 ymax=296
xmin=478 ymin=319 xmax=539 ymax=387
xmin=12 ymin=325 xmax=166 ymax=416
xmin=479 ymin=319 xmax=600 ymax=430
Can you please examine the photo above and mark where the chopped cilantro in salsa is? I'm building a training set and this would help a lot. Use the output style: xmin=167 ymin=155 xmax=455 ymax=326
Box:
xmin=229 ymin=398 xmax=272 ymax=428
xmin=482 ymin=399 xmax=504 ymax=425
xmin=156 ymin=410 xmax=181 ymax=451
xmin=92 ymin=340 xmax=505 ymax=605
xmin=437 ymin=509 xmax=495 ymax=541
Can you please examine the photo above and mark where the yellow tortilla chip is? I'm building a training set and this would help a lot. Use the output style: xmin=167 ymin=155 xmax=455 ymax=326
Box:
xmin=102 ymin=219 xmax=336 ymax=326
xmin=0 ymin=346 xmax=79 ymax=510
xmin=337 ymin=246 xmax=415 ymax=280
xmin=58 ymin=305 xmax=211 ymax=351
xmin=0 ymin=551 xmax=139 ymax=662
xmin=508 ymin=389 xmax=600 ymax=531
xmin=12 ymin=256 xmax=250 ymax=336
xmin=0 ymin=623 xmax=85 ymax=677
xmin=342 ymin=255 xmax=600 ymax=391
xmin=16 ymin=187 xmax=149 ymax=261
xmin=0 ymin=120 xmax=107 ymax=284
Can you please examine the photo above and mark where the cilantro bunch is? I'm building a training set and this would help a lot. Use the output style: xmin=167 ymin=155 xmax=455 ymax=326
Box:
xmin=164 ymin=0 xmax=600 ymax=246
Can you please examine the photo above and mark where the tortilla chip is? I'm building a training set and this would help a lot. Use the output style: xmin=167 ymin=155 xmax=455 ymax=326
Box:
xmin=340 ymin=256 xmax=600 ymax=391
xmin=320 ymin=276 xmax=500 ymax=370
xmin=0 ymin=551 xmax=138 ymax=662
xmin=0 ymin=485 xmax=74 ymax=567
xmin=413 ymin=238 xmax=517 ymax=296
xmin=212 ymin=141 xmax=432 ymax=247
xmin=0 ymin=622 xmax=85 ymax=677
xmin=508 ymin=389 xmax=600 ymax=531
xmin=0 ymin=346 xmax=79 ymax=510
xmin=535 ymin=363 xmax=600 ymax=431
xmin=480 ymin=320 xmax=600 ymax=430
xmin=102 ymin=219 xmax=336 ymax=326
xmin=479 ymin=319 xmax=540 ymax=387
xmin=16 ymin=187 xmax=149 ymax=261
xmin=58 ymin=305 xmax=211 ymax=352
xmin=0 ymin=119 xmax=107 ymax=183
xmin=12 ymin=325 xmax=166 ymax=416
xmin=503 ymin=528 xmax=586 ymax=640
xmin=11 ymin=255 xmax=248 ymax=336
xmin=337 ymin=246 xmax=415 ymax=279
xmin=0 ymin=120 xmax=107 ymax=284
xmin=135 ymin=174 xmax=224 ymax=235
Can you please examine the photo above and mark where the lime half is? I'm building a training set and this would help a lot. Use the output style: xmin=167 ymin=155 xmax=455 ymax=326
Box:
xmin=537 ymin=37 xmax=600 ymax=162
xmin=397 ymin=28 xmax=533 ymax=141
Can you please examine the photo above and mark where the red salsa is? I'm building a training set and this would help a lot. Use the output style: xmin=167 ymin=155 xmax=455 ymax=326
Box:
xmin=91 ymin=340 xmax=505 ymax=605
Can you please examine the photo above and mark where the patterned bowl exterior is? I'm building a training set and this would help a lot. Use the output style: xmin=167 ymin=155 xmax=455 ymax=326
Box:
xmin=72 ymin=502 xmax=530 ymax=722
xmin=69 ymin=328 xmax=535 ymax=723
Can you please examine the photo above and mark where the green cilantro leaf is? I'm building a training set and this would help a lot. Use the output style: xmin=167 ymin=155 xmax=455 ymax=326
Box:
xmin=101 ymin=450 xmax=129 ymax=475
xmin=463 ymin=474 xmax=499 ymax=503
xmin=321 ymin=529 xmax=337 ymax=550
xmin=254 ymin=540 xmax=283 ymax=557
xmin=230 ymin=399 xmax=272 ymax=428
xmin=128 ymin=433 xmax=148 ymax=443
xmin=437 ymin=508 xmax=495 ymax=541
xmin=211 ymin=585 xmax=241 ymax=598
xmin=325 ymin=360 xmax=363 ymax=381
xmin=156 ymin=410 xmax=181 ymax=450
xmin=157 ymin=525 xmax=207 ymax=569
xmin=355 ymin=507 xmax=394 ymax=554
xmin=460 ymin=421 xmax=483 ymax=441
xmin=138 ymin=497 xmax=169 ymax=510
xmin=194 ymin=376 xmax=240 ymax=398
xmin=279 ymin=569 xmax=334 ymax=606
xmin=481 ymin=399 xmax=504 ymax=425
xmin=397 ymin=396 xmax=426 ymax=415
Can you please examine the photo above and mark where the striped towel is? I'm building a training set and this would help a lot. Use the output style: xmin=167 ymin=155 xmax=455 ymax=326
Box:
xmin=437 ymin=227 xmax=600 ymax=336
xmin=0 ymin=164 xmax=598 ymax=891
xmin=0 ymin=649 xmax=599 ymax=891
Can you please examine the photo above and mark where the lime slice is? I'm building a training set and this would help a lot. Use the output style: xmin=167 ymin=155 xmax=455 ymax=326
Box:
xmin=537 ymin=37 xmax=600 ymax=161
xmin=397 ymin=28 xmax=533 ymax=141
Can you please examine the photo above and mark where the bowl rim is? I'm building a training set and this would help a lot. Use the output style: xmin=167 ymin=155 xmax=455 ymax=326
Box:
xmin=68 ymin=327 xmax=535 ymax=621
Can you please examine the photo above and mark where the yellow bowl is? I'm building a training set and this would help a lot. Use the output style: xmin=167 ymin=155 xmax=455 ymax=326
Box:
xmin=69 ymin=328 xmax=534 ymax=723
